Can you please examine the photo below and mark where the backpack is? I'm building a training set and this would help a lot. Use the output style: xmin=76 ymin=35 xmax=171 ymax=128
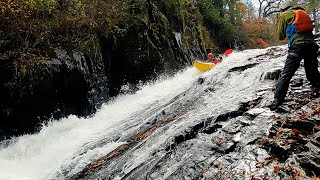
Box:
xmin=286 ymin=9 xmax=314 ymax=45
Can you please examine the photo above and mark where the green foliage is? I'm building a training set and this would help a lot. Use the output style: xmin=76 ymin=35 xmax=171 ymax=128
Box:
xmin=197 ymin=0 xmax=240 ymax=51
xmin=1 ymin=0 xmax=68 ymax=16
xmin=162 ymin=0 xmax=181 ymax=16
xmin=0 ymin=0 xmax=285 ymax=68
xmin=0 ymin=0 xmax=130 ymax=62
xmin=80 ymin=35 xmax=101 ymax=62
xmin=29 ymin=0 xmax=57 ymax=14
xmin=196 ymin=0 xmax=285 ymax=50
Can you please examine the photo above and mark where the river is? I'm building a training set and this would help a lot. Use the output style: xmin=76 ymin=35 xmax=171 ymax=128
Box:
xmin=0 ymin=46 xmax=287 ymax=180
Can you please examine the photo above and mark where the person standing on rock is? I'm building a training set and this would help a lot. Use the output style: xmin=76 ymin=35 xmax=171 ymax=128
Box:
xmin=270 ymin=0 xmax=320 ymax=110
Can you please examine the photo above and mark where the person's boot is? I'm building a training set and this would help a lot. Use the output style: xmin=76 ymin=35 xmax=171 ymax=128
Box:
xmin=269 ymin=98 xmax=283 ymax=111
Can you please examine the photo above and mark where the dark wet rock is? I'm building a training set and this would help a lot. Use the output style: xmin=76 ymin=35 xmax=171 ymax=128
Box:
xmin=305 ymin=141 xmax=320 ymax=153
xmin=295 ymin=153 xmax=320 ymax=177
xmin=72 ymin=94 xmax=274 ymax=180
xmin=239 ymin=111 xmax=274 ymax=146
xmin=202 ymin=124 xmax=222 ymax=134
xmin=228 ymin=63 xmax=258 ymax=72
xmin=204 ymin=87 xmax=215 ymax=93
xmin=69 ymin=46 xmax=319 ymax=180
xmin=221 ymin=119 xmax=243 ymax=134
xmin=255 ymin=47 xmax=286 ymax=63
xmin=264 ymin=68 xmax=281 ymax=80
xmin=0 ymin=58 xmax=15 ymax=85
xmin=200 ymin=145 xmax=276 ymax=180
xmin=291 ymin=78 xmax=303 ymax=87
xmin=276 ymin=105 xmax=292 ymax=113
xmin=0 ymin=40 xmax=11 ymax=50
xmin=0 ymin=49 xmax=108 ymax=138
xmin=263 ymin=141 xmax=290 ymax=162
xmin=259 ymin=96 xmax=320 ymax=178
xmin=282 ymin=120 xmax=316 ymax=134
xmin=161 ymin=110 xmax=166 ymax=115
xmin=210 ymin=131 xmax=236 ymax=153
xmin=0 ymin=0 xmax=207 ymax=138
xmin=314 ymin=131 xmax=320 ymax=141
xmin=197 ymin=77 xmax=204 ymax=84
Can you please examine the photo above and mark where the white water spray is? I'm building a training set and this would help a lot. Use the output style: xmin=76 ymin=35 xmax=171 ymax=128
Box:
xmin=0 ymin=47 xmax=287 ymax=180
xmin=0 ymin=67 xmax=199 ymax=180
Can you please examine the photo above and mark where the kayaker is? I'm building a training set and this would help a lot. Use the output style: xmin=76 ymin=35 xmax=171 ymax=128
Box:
xmin=269 ymin=0 xmax=320 ymax=110
xmin=214 ymin=56 xmax=222 ymax=63
xmin=205 ymin=53 xmax=214 ymax=63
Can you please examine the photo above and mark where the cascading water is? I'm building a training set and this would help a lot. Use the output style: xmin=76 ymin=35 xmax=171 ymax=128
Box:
xmin=0 ymin=46 xmax=288 ymax=180
xmin=0 ymin=65 xmax=200 ymax=180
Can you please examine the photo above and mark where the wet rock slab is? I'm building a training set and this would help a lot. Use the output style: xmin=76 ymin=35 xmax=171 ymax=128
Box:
xmin=71 ymin=46 xmax=320 ymax=180
xmin=262 ymin=97 xmax=320 ymax=178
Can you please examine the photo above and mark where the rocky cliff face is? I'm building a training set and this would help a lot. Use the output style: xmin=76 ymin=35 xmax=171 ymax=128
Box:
xmin=0 ymin=47 xmax=108 ymax=138
xmin=0 ymin=1 xmax=208 ymax=138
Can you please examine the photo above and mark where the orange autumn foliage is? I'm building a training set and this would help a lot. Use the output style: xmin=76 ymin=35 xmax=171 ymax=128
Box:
xmin=254 ymin=38 xmax=269 ymax=48
xmin=241 ymin=18 xmax=276 ymax=48
xmin=242 ymin=20 xmax=269 ymax=34
xmin=273 ymin=166 xmax=282 ymax=173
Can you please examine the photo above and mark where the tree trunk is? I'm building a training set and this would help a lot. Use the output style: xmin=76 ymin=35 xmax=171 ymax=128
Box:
xmin=258 ymin=0 xmax=263 ymax=18
xmin=228 ymin=0 xmax=236 ymax=25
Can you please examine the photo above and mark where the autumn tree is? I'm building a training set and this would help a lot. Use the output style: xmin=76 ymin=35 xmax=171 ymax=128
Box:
xmin=240 ymin=0 xmax=256 ymax=21
xmin=299 ymin=0 xmax=320 ymax=32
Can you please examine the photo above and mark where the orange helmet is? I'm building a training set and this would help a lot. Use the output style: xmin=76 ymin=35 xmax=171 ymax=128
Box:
xmin=207 ymin=53 xmax=213 ymax=58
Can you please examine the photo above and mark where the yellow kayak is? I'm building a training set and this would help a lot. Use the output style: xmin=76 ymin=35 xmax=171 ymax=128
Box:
xmin=193 ymin=61 xmax=216 ymax=72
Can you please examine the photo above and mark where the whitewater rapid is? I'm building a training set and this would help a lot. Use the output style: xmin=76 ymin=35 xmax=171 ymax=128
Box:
xmin=0 ymin=47 xmax=286 ymax=180
xmin=0 ymin=66 xmax=201 ymax=180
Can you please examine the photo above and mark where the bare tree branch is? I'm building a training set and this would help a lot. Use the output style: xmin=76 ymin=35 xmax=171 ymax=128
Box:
xmin=258 ymin=0 xmax=281 ymax=17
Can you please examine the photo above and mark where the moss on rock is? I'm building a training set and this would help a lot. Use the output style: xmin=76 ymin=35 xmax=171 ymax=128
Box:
xmin=0 ymin=0 xmax=212 ymax=138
